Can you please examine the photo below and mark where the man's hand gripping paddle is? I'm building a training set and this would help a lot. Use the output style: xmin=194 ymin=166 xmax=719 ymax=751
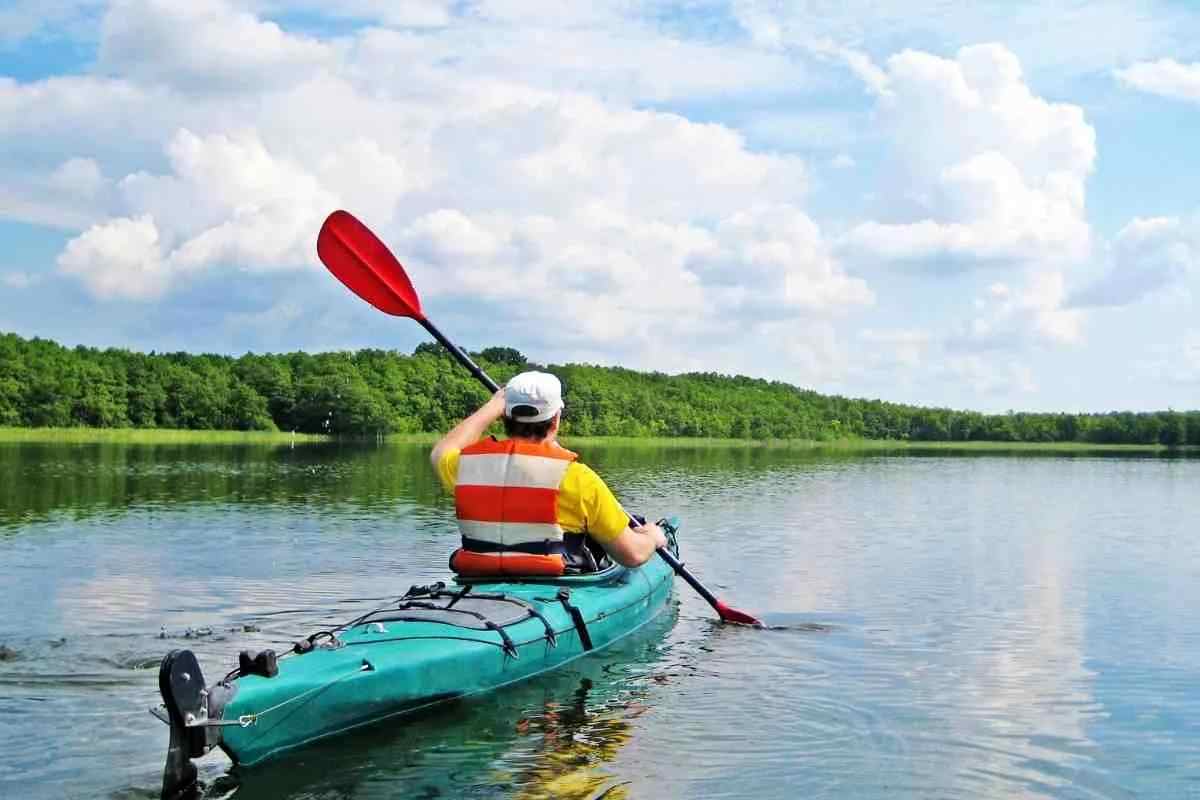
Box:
xmin=316 ymin=209 xmax=762 ymax=627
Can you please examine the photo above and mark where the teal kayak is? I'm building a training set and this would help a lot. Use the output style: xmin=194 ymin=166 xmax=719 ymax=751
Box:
xmin=153 ymin=518 xmax=680 ymax=799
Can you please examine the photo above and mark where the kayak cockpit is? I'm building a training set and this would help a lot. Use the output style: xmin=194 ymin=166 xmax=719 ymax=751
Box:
xmin=453 ymin=559 xmax=629 ymax=586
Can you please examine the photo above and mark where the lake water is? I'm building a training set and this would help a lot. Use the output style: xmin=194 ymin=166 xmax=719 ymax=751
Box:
xmin=1 ymin=441 xmax=1198 ymax=799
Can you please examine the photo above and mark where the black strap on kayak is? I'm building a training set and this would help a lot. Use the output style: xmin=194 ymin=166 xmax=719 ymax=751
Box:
xmin=363 ymin=589 xmax=557 ymax=650
xmin=403 ymin=581 xmax=447 ymax=598
xmin=391 ymin=603 xmax=490 ymax=626
xmin=445 ymin=584 xmax=471 ymax=609
xmin=555 ymin=589 xmax=593 ymax=651
xmin=485 ymin=621 xmax=519 ymax=659
xmin=525 ymin=603 xmax=557 ymax=648
xmin=448 ymin=591 xmax=556 ymax=646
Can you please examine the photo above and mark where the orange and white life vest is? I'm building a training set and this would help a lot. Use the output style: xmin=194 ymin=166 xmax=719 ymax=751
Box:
xmin=451 ymin=437 xmax=578 ymax=577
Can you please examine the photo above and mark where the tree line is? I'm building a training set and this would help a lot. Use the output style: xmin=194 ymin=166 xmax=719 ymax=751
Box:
xmin=1 ymin=332 xmax=1196 ymax=446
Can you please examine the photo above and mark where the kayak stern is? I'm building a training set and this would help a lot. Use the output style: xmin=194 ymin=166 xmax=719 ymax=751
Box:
xmin=154 ymin=649 xmax=236 ymax=800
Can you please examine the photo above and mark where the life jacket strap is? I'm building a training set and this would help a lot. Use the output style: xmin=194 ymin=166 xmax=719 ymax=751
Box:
xmin=460 ymin=532 xmax=587 ymax=556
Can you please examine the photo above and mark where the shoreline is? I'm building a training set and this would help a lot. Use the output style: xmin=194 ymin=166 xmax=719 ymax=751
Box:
xmin=0 ymin=427 xmax=326 ymax=444
xmin=1 ymin=427 xmax=1194 ymax=453
xmin=557 ymin=436 xmax=1197 ymax=453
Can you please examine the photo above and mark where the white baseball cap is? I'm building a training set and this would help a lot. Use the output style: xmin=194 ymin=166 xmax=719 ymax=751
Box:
xmin=504 ymin=371 xmax=564 ymax=422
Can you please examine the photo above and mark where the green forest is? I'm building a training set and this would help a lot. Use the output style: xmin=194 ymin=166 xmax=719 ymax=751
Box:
xmin=0 ymin=331 xmax=1196 ymax=445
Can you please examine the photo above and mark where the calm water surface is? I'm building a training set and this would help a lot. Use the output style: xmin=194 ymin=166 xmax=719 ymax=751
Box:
xmin=1 ymin=441 xmax=1198 ymax=799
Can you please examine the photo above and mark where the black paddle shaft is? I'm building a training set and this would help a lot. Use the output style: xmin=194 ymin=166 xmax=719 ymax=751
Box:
xmin=417 ymin=317 xmax=500 ymax=393
xmin=655 ymin=547 xmax=721 ymax=607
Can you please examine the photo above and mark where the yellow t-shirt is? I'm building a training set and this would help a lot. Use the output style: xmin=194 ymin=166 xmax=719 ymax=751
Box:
xmin=436 ymin=447 xmax=630 ymax=544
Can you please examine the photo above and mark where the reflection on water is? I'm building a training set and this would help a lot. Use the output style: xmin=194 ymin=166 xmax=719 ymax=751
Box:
xmin=1 ymin=442 xmax=1199 ymax=799
xmin=0 ymin=440 xmax=447 ymax=531
xmin=507 ymin=678 xmax=643 ymax=800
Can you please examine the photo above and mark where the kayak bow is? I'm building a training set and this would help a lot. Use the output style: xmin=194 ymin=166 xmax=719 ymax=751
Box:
xmin=152 ymin=518 xmax=681 ymax=799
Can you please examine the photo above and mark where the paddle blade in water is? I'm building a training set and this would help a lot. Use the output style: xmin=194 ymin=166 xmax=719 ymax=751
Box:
xmin=317 ymin=210 xmax=423 ymax=319
xmin=655 ymin=545 xmax=762 ymax=627
xmin=715 ymin=600 xmax=763 ymax=627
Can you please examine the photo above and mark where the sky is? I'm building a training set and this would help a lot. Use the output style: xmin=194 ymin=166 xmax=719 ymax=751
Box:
xmin=1 ymin=1 xmax=1198 ymax=413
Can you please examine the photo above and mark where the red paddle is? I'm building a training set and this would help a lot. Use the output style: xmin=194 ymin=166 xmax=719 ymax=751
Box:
xmin=317 ymin=210 xmax=500 ymax=392
xmin=316 ymin=209 xmax=762 ymax=626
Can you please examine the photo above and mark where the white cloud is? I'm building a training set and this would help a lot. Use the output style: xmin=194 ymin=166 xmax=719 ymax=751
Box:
xmin=98 ymin=0 xmax=334 ymax=91
xmin=951 ymin=269 xmax=1084 ymax=350
xmin=57 ymin=214 xmax=167 ymax=299
xmin=754 ymin=319 xmax=848 ymax=384
xmin=0 ymin=75 xmax=164 ymax=145
xmin=49 ymin=157 xmax=105 ymax=196
xmin=942 ymin=354 xmax=1038 ymax=396
xmin=36 ymin=0 xmax=863 ymax=386
xmin=725 ymin=109 xmax=871 ymax=156
xmin=855 ymin=325 xmax=1054 ymax=406
xmin=829 ymin=44 xmax=1095 ymax=359
xmin=860 ymin=328 xmax=932 ymax=367
xmin=315 ymin=138 xmax=428 ymax=225
xmin=14 ymin=0 xmax=1193 ymax=411
xmin=1136 ymin=329 xmax=1200 ymax=386
xmin=685 ymin=205 xmax=873 ymax=316
xmin=437 ymin=92 xmax=809 ymax=222
xmin=0 ymin=154 xmax=112 ymax=230
xmin=1071 ymin=215 xmax=1200 ymax=307
xmin=332 ymin=3 xmax=805 ymax=107
xmin=841 ymin=44 xmax=1095 ymax=271
xmin=56 ymin=128 xmax=341 ymax=298
xmin=402 ymin=209 xmax=506 ymax=267
xmin=806 ymin=38 xmax=890 ymax=94
xmin=0 ymin=182 xmax=101 ymax=230
xmin=1174 ymin=331 xmax=1200 ymax=383
xmin=219 ymin=296 xmax=309 ymax=349
xmin=394 ymin=202 xmax=869 ymax=360
xmin=730 ymin=0 xmax=1192 ymax=78
xmin=1115 ymin=59 xmax=1200 ymax=103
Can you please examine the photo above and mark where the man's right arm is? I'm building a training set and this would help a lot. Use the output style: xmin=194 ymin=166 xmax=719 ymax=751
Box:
xmin=605 ymin=520 xmax=669 ymax=567
xmin=430 ymin=389 xmax=506 ymax=472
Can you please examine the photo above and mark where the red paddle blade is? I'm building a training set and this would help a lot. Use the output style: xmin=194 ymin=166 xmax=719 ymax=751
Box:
xmin=715 ymin=600 xmax=763 ymax=627
xmin=317 ymin=210 xmax=423 ymax=319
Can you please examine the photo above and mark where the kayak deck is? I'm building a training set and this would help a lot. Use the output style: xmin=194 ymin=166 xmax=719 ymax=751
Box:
xmin=222 ymin=558 xmax=674 ymax=766
xmin=154 ymin=519 xmax=680 ymax=798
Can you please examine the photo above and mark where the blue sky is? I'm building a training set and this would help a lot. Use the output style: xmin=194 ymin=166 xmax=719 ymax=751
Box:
xmin=1 ymin=1 xmax=1199 ymax=412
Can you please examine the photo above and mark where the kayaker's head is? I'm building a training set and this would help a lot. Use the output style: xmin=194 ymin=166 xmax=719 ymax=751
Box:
xmin=503 ymin=371 xmax=563 ymax=441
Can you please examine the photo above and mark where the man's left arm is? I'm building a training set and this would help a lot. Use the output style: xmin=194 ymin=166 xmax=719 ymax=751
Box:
xmin=574 ymin=465 xmax=666 ymax=567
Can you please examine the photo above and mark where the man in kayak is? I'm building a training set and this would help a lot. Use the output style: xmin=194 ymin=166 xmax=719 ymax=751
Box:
xmin=431 ymin=370 xmax=668 ymax=576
